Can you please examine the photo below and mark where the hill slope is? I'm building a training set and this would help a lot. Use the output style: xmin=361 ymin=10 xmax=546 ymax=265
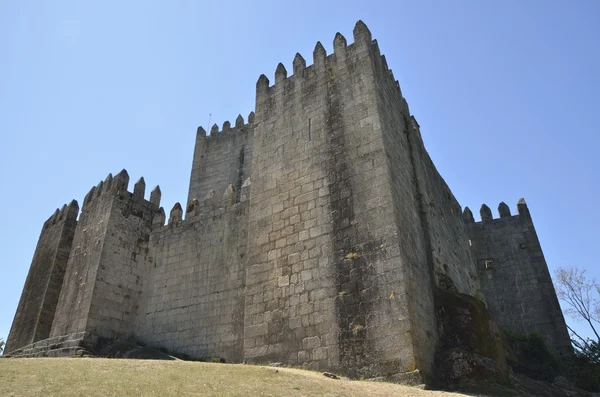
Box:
xmin=0 ymin=358 xmax=469 ymax=397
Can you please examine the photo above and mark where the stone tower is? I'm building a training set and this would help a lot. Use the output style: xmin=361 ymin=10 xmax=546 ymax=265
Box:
xmin=5 ymin=201 xmax=78 ymax=351
xmin=464 ymin=200 xmax=572 ymax=356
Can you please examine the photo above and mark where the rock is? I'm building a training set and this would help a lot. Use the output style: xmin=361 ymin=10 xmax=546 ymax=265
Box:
xmin=553 ymin=375 xmax=572 ymax=390
xmin=441 ymin=348 xmax=503 ymax=384
xmin=97 ymin=340 xmax=177 ymax=361
xmin=388 ymin=369 xmax=424 ymax=386
xmin=322 ymin=372 xmax=340 ymax=379
xmin=436 ymin=290 xmax=510 ymax=386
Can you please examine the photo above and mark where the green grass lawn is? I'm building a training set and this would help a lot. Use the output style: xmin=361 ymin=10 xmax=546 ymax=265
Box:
xmin=0 ymin=358 xmax=467 ymax=397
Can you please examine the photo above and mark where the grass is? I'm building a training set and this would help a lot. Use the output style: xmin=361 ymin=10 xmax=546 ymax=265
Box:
xmin=0 ymin=358 xmax=469 ymax=397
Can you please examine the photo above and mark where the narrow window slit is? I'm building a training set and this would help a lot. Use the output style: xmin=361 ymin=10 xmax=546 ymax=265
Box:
xmin=308 ymin=118 xmax=312 ymax=142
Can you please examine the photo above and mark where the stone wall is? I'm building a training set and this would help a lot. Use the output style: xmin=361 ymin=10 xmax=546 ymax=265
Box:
xmin=84 ymin=175 xmax=159 ymax=341
xmin=245 ymin=23 xmax=419 ymax=378
xmin=5 ymin=201 xmax=78 ymax=353
xmin=245 ymin=44 xmax=341 ymax=370
xmin=187 ymin=117 xmax=254 ymax=207
xmin=50 ymin=175 xmax=117 ymax=337
xmin=369 ymin=32 xmax=482 ymax=378
xmin=51 ymin=170 xmax=160 ymax=345
xmin=135 ymin=184 xmax=248 ymax=362
xmin=465 ymin=200 xmax=572 ymax=356
xmin=371 ymin=47 xmax=436 ymax=377
xmin=408 ymin=117 xmax=480 ymax=297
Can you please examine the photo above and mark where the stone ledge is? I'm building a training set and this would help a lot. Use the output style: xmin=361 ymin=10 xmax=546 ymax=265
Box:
xmin=4 ymin=332 xmax=96 ymax=358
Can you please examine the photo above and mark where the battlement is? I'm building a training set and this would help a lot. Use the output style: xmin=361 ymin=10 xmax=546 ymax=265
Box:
xmin=463 ymin=198 xmax=532 ymax=224
xmin=153 ymin=180 xmax=250 ymax=231
xmin=465 ymin=197 xmax=572 ymax=355
xmin=196 ymin=112 xmax=255 ymax=139
xmin=42 ymin=200 xmax=79 ymax=231
xmin=81 ymin=169 xmax=161 ymax=213
xmin=188 ymin=110 xmax=254 ymax=209
xmin=256 ymin=21 xmax=401 ymax=100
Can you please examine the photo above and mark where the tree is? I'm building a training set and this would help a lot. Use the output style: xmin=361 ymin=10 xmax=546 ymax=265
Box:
xmin=0 ymin=338 xmax=4 ymax=355
xmin=554 ymin=265 xmax=600 ymax=363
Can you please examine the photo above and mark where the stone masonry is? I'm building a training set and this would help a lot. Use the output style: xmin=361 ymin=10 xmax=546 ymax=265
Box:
xmin=464 ymin=201 xmax=572 ymax=356
xmin=6 ymin=21 xmax=571 ymax=383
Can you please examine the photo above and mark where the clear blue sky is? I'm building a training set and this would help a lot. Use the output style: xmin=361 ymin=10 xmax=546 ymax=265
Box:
xmin=1 ymin=1 xmax=599 ymax=344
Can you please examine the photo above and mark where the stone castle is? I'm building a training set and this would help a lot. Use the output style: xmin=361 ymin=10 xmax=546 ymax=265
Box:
xmin=6 ymin=21 xmax=571 ymax=383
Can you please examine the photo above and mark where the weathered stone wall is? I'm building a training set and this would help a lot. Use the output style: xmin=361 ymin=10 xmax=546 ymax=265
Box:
xmin=84 ymin=175 xmax=159 ymax=341
xmin=135 ymin=185 xmax=248 ymax=362
xmin=245 ymin=23 xmax=419 ymax=378
xmin=51 ymin=171 xmax=160 ymax=345
xmin=370 ymin=48 xmax=436 ymax=377
xmin=369 ymin=34 xmax=482 ymax=378
xmin=5 ymin=201 xmax=78 ymax=353
xmin=407 ymin=118 xmax=480 ymax=297
xmin=245 ymin=47 xmax=341 ymax=370
xmin=465 ymin=200 xmax=572 ymax=356
xmin=406 ymin=117 xmax=484 ymax=376
xmin=187 ymin=117 xmax=254 ymax=207
xmin=50 ymin=176 xmax=117 ymax=337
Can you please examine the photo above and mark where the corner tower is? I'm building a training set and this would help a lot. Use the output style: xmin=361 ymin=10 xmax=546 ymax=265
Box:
xmin=5 ymin=201 xmax=79 ymax=353
xmin=464 ymin=200 xmax=572 ymax=356
xmin=49 ymin=171 xmax=162 ymax=348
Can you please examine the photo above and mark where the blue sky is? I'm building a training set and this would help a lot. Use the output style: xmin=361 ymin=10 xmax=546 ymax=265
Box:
xmin=1 ymin=1 xmax=599 ymax=345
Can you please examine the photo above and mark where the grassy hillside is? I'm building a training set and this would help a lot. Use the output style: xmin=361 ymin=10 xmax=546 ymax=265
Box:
xmin=0 ymin=358 xmax=468 ymax=397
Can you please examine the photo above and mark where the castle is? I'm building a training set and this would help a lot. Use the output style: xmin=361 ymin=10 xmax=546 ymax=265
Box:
xmin=5 ymin=21 xmax=571 ymax=383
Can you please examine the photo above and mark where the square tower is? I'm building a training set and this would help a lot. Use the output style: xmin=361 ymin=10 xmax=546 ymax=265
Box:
xmin=243 ymin=21 xmax=482 ymax=380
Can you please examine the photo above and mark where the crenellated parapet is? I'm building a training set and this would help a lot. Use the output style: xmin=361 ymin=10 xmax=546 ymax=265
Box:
xmin=196 ymin=112 xmax=255 ymax=141
xmin=81 ymin=169 xmax=161 ymax=216
xmin=255 ymin=20 xmax=403 ymax=111
xmin=188 ymin=112 xmax=255 ymax=207
xmin=256 ymin=21 xmax=374 ymax=97
xmin=42 ymin=200 xmax=79 ymax=231
xmin=465 ymin=197 xmax=572 ymax=355
xmin=153 ymin=181 xmax=250 ymax=232
xmin=463 ymin=199 xmax=532 ymax=224
xmin=256 ymin=21 xmax=399 ymax=91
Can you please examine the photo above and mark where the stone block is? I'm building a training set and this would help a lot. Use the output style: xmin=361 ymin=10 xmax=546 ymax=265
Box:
xmin=302 ymin=336 xmax=321 ymax=350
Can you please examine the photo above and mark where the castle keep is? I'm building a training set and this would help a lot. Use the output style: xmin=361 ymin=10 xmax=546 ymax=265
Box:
xmin=6 ymin=21 xmax=571 ymax=382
